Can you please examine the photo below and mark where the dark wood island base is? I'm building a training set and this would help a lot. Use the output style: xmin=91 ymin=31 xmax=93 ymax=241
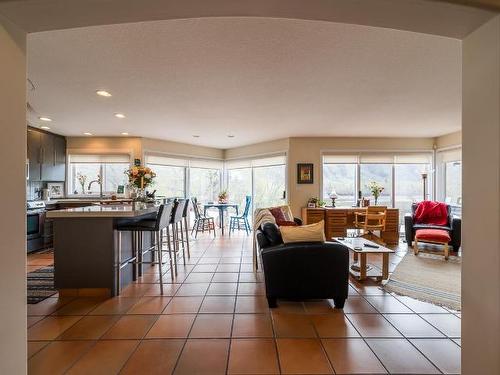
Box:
xmin=48 ymin=204 xmax=158 ymax=296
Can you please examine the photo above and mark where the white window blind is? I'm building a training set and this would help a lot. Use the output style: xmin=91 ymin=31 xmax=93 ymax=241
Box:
xmin=69 ymin=154 xmax=130 ymax=163
xmin=145 ymin=154 xmax=223 ymax=169
xmin=225 ymin=154 xmax=286 ymax=169
xmin=322 ymin=155 xmax=358 ymax=164
xmin=145 ymin=155 xmax=189 ymax=167
xmin=189 ymin=158 xmax=224 ymax=169
xmin=437 ymin=148 xmax=461 ymax=163
xmin=323 ymin=153 xmax=432 ymax=164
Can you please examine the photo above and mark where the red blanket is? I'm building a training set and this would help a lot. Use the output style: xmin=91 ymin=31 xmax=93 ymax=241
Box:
xmin=414 ymin=201 xmax=448 ymax=226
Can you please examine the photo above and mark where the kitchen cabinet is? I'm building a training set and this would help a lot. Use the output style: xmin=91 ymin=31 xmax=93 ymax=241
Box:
xmin=27 ymin=129 xmax=41 ymax=181
xmin=40 ymin=132 xmax=55 ymax=180
xmin=27 ymin=127 xmax=66 ymax=182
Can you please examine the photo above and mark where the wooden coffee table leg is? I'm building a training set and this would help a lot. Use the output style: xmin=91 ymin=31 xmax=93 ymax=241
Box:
xmin=382 ymin=253 xmax=389 ymax=280
xmin=353 ymin=252 xmax=359 ymax=263
xmin=359 ymin=253 xmax=367 ymax=280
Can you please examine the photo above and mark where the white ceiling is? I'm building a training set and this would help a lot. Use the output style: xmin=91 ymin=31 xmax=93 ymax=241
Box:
xmin=27 ymin=17 xmax=462 ymax=148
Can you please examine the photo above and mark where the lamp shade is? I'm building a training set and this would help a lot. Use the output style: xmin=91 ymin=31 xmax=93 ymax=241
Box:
xmin=329 ymin=189 xmax=338 ymax=199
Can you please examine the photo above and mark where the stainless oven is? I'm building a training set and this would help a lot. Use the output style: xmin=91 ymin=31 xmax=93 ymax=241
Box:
xmin=27 ymin=201 xmax=46 ymax=252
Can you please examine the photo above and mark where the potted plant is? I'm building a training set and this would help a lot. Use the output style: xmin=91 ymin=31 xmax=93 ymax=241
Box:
xmin=367 ymin=181 xmax=384 ymax=205
xmin=218 ymin=190 xmax=228 ymax=204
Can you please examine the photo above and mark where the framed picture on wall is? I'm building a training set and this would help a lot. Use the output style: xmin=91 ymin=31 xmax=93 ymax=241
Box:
xmin=297 ymin=163 xmax=314 ymax=184
xmin=47 ymin=182 xmax=65 ymax=198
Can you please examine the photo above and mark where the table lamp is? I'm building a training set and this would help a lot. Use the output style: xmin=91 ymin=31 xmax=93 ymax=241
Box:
xmin=329 ymin=189 xmax=338 ymax=207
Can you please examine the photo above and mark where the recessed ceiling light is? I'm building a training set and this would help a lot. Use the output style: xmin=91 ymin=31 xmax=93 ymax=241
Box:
xmin=40 ymin=126 xmax=50 ymax=130
xmin=39 ymin=117 xmax=52 ymax=122
xmin=192 ymin=135 xmax=200 ymax=138
xmin=83 ymin=132 xmax=93 ymax=136
xmin=121 ymin=132 xmax=129 ymax=135
xmin=96 ymin=90 xmax=112 ymax=97
xmin=227 ymin=134 xmax=235 ymax=138
xmin=114 ymin=113 xmax=126 ymax=119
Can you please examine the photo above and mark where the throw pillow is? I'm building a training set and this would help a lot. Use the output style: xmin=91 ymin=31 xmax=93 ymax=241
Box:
xmin=280 ymin=220 xmax=326 ymax=244
xmin=269 ymin=207 xmax=286 ymax=222
xmin=277 ymin=220 xmax=298 ymax=227
xmin=261 ymin=222 xmax=283 ymax=246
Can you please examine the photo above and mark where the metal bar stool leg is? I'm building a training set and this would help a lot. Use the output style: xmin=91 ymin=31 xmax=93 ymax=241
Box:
xmin=169 ymin=225 xmax=178 ymax=275
xmin=184 ymin=216 xmax=191 ymax=258
xmin=179 ymin=222 xmax=186 ymax=265
xmin=172 ymin=224 xmax=178 ymax=275
xmin=155 ymin=231 xmax=164 ymax=295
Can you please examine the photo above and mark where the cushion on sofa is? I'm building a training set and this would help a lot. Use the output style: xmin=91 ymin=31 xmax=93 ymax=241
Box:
xmin=261 ymin=222 xmax=283 ymax=246
xmin=280 ymin=220 xmax=326 ymax=244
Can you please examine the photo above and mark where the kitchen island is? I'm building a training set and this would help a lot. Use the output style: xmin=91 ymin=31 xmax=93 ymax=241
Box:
xmin=47 ymin=203 xmax=159 ymax=296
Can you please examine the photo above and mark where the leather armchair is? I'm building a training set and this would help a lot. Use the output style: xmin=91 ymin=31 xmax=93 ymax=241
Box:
xmin=256 ymin=223 xmax=349 ymax=309
xmin=404 ymin=203 xmax=461 ymax=251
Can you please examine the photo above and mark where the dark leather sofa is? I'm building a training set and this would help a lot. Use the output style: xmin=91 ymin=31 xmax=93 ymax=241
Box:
xmin=404 ymin=203 xmax=461 ymax=251
xmin=255 ymin=222 xmax=349 ymax=309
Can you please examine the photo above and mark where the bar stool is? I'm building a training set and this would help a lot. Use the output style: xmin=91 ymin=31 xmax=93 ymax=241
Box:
xmin=170 ymin=199 xmax=189 ymax=265
xmin=116 ymin=203 xmax=174 ymax=295
xmin=181 ymin=198 xmax=191 ymax=259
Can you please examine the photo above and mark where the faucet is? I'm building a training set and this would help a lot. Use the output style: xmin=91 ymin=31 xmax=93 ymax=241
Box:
xmin=88 ymin=174 xmax=103 ymax=198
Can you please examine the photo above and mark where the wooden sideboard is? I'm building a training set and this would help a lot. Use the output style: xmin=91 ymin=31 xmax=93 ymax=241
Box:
xmin=301 ymin=207 xmax=400 ymax=245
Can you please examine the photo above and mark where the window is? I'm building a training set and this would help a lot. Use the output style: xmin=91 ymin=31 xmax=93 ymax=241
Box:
xmin=68 ymin=154 xmax=130 ymax=195
xmin=445 ymin=161 xmax=462 ymax=206
xmin=226 ymin=155 xmax=287 ymax=215
xmin=227 ymin=168 xmax=252 ymax=210
xmin=145 ymin=154 xmax=223 ymax=200
xmin=322 ymin=153 xmax=432 ymax=221
xmin=190 ymin=167 xmax=221 ymax=203
xmin=253 ymin=165 xmax=286 ymax=209
xmin=151 ymin=164 xmax=186 ymax=198
xmin=322 ymin=163 xmax=357 ymax=206
xmin=360 ymin=164 xmax=393 ymax=206
xmin=394 ymin=164 xmax=428 ymax=222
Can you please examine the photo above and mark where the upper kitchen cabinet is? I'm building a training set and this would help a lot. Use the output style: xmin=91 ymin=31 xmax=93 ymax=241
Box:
xmin=27 ymin=127 xmax=66 ymax=182
xmin=53 ymin=136 xmax=66 ymax=181
xmin=27 ymin=129 xmax=41 ymax=181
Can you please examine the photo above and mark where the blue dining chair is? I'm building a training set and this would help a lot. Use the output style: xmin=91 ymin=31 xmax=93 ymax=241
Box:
xmin=229 ymin=195 xmax=252 ymax=236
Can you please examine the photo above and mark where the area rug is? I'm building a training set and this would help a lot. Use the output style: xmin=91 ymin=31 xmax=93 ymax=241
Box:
xmin=384 ymin=252 xmax=461 ymax=311
xmin=27 ymin=266 xmax=56 ymax=304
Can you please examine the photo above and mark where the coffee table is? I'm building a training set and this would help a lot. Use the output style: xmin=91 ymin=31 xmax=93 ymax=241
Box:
xmin=333 ymin=237 xmax=395 ymax=281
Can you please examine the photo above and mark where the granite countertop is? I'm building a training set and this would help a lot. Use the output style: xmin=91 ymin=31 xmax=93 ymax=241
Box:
xmin=46 ymin=203 xmax=158 ymax=218
xmin=45 ymin=198 xmax=132 ymax=205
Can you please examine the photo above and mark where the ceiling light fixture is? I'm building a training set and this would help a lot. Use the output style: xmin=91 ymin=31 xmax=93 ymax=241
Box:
xmin=83 ymin=132 xmax=93 ymax=136
xmin=192 ymin=135 xmax=200 ymax=138
xmin=227 ymin=134 xmax=235 ymax=138
xmin=40 ymin=126 xmax=50 ymax=130
xmin=39 ymin=117 xmax=52 ymax=122
xmin=96 ymin=90 xmax=112 ymax=97
xmin=121 ymin=132 xmax=129 ymax=136
xmin=114 ymin=113 xmax=126 ymax=119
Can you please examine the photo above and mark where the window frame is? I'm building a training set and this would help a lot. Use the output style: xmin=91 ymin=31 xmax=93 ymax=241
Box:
xmin=321 ymin=151 xmax=434 ymax=208
xmin=66 ymin=151 xmax=133 ymax=197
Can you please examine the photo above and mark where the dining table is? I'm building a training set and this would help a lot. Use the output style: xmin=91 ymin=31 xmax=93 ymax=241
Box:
xmin=204 ymin=203 xmax=239 ymax=235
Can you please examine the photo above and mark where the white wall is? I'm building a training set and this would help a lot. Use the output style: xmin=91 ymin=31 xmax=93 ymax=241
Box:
xmin=462 ymin=15 xmax=500 ymax=375
xmin=0 ymin=15 xmax=27 ymax=374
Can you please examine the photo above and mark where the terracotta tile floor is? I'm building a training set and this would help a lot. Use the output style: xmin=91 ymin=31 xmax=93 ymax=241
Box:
xmin=27 ymin=234 xmax=461 ymax=374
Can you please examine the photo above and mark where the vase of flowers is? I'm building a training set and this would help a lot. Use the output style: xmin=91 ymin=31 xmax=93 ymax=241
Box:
xmin=77 ymin=173 xmax=87 ymax=194
xmin=218 ymin=190 xmax=228 ymax=204
xmin=367 ymin=181 xmax=384 ymax=205
xmin=125 ymin=166 xmax=156 ymax=201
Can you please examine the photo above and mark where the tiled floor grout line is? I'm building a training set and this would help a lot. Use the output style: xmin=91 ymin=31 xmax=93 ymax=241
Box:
xmin=169 ymin=235 xmax=220 ymax=374
xmin=28 ymin=236 xmax=459 ymax=374
xmin=359 ymin=295 xmax=445 ymax=375
xmin=343 ymin=313 xmax=392 ymax=375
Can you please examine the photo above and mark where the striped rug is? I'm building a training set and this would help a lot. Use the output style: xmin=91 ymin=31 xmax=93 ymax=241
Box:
xmin=27 ymin=266 xmax=56 ymax=304
xmin=384 ymin=251 xmax=461 ymax=311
